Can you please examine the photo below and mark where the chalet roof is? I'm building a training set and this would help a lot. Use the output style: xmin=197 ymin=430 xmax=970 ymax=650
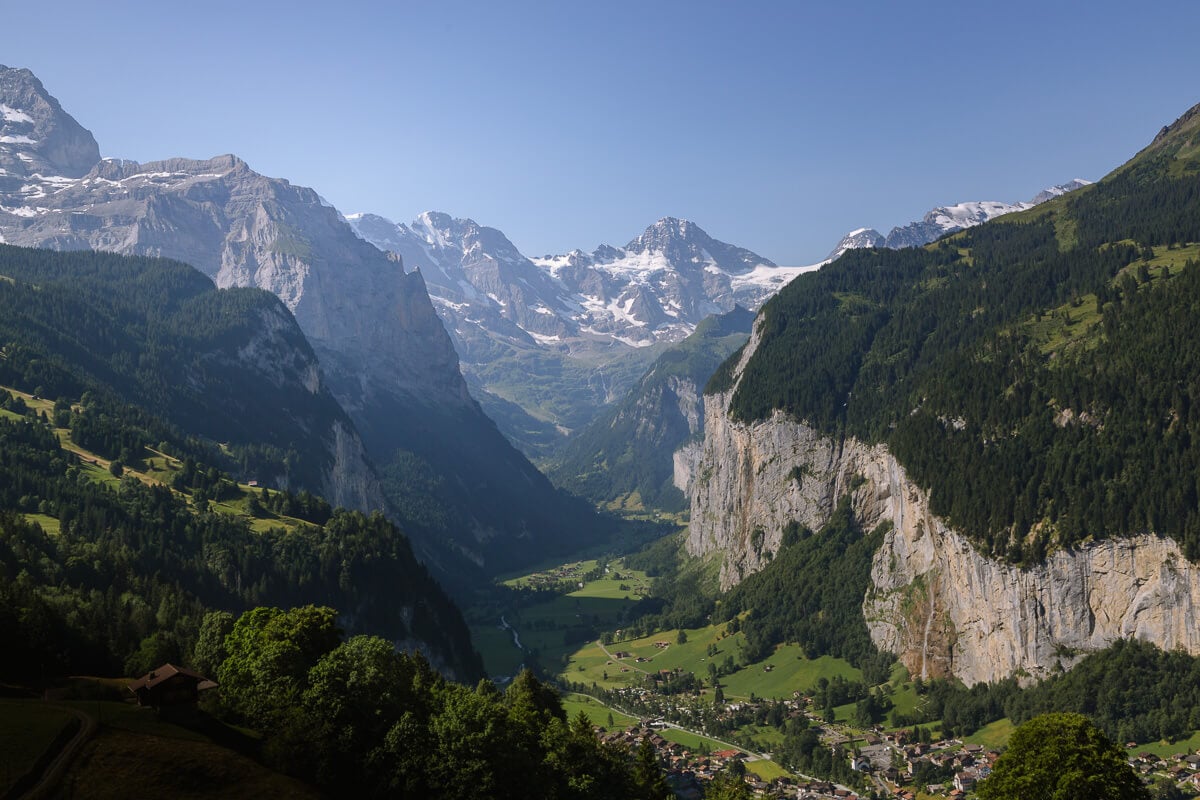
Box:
xmin=129 ymin=663 xmax=215 ymax=692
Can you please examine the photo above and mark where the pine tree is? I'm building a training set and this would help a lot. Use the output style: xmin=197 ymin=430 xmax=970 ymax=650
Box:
xmin=632 ymin=738 xmax=670 ymax=800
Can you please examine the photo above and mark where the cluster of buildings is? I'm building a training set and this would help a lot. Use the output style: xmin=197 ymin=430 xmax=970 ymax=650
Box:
xmin=1129 ymin=749 xmax=1200 ymax=788
xmin=512 ymin=561 xmax=591 ymax=589
xmin=842 ymin=732 xmax=999 ymax=797
xmin=597 ymin=723 xmax=860 ymax=799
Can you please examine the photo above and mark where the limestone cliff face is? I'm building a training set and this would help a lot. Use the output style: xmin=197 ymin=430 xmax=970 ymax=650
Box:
xmin=682 ymin=317 xmax=1200 ymax=684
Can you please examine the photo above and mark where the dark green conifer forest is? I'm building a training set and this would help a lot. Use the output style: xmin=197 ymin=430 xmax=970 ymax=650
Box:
xmin=713 ymin=109 xmax=1200 ymax=561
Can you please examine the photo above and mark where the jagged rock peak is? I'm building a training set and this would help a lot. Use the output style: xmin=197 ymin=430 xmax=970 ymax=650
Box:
xmin=626 ymin=217 xmax=700 ymax=250
xmin=827 ymin=227 xmax=885 ymax=261
xmin=88 ymin=153 xmax=250 ymax=181
xmin=1030 ymin=178 xmax=1092 ymax=204
xmin=409 ymin=211 xmax=527 ymax=262
xmin=622 ymin=217 xmax=778 ymax=273
xmin=0 ymin=64 xmax=101 ymax=179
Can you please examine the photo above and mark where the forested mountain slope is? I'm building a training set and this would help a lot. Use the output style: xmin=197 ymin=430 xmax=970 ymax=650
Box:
xmin=0 ymin=273 xmax=483 ymax=684
xmin=684 ymin=101 xmax=1200 ymax=684
xmin=0 ymin=244 xmax=380 ymax=507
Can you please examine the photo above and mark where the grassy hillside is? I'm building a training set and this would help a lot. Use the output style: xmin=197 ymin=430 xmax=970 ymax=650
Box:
xmin=58 ymin=727 xmax=320 ymax=800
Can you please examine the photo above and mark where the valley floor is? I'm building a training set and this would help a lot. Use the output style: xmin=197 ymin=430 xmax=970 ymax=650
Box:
xmin=475 ymin=551 xmax=1200 ymax=798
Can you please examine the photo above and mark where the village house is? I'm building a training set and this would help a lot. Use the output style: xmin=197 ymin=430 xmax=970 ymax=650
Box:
xmin=848 ymin=753 xmax=872 ymax=772
xmin=953 ymin=772 xmax=978 ymax=792
xmin=128 ymin=663 xmax=215 ymax=709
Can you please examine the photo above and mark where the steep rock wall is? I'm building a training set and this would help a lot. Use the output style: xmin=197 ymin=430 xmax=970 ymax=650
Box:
xmin=682 ymin=319 xmax=1200 ymax=684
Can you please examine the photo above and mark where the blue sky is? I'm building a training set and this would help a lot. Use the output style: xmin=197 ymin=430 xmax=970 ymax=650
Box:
xmin=4 ymin=1 xmax=1198 ymax=264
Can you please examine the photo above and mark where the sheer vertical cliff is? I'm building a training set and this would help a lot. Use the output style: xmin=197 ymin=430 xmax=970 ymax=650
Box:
xmin=682 ymin=315 xmax=1200 ymax=685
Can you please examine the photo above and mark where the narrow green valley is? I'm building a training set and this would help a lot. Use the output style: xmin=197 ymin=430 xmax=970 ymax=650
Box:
xmin=2 ymin=20 xmax=1198 ymax=799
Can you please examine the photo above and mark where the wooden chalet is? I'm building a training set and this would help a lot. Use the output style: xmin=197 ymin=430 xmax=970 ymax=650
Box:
xmin=128 ymin=663 xmax=216 ymax=708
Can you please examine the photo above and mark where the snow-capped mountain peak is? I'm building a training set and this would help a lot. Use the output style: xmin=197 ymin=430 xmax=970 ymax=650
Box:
xmin=831 ymin=179 xmax=1093 ymax=256
xmin=1030 ymin=178 xmax=1093 ymax=204
xmin=0 ymin=65 xmax=100 ymax=180
xmin=349 ymin=212 xmax=813 ymax=353
xmin=827 ymin=227 xmax=885 ymax=260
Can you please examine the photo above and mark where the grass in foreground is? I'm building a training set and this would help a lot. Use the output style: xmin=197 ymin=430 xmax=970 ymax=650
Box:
xmin=0 ymin=702 xmax=76 ymax=795
xmin=57 ymin=727 xmax=318 ymax=800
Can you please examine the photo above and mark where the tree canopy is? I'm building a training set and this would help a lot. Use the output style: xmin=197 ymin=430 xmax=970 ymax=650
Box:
xmin=977 ymin=712 xmax=1150 ymax=800
xmin=209 ymin=606 xmax=649 ymax=800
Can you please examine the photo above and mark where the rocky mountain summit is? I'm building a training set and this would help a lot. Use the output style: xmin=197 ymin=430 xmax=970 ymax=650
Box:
xmin=349 ymin=211 xmax=817 ymax=454
xmin=0 ymin=65 xmax=593 ymax=576
xmin=0 ymin=65 xmax=99 ymax=182
xmin=827 ymin=179 xmax=1091 ymax=259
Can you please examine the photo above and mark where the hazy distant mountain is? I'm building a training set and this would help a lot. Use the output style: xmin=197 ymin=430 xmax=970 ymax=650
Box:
xmin=348 ymin=212 xmax=817 ymax=456
xmin=828 ymin=179 xmax=1092 ymax=258
xmin=0 ymin=64 xmax=604 ymax=579
xmin=549 ymin=305 xmax=755 ymax=511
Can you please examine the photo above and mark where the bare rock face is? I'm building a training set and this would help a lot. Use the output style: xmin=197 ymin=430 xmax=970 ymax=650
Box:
xmin=321 ymin=418 xmax=388 ymax=514
xmin=192 ymin=295 xmax=388 ymax=513
xmin=0 ymin=65 xmax=100 ymax=180
xmin=0 ymin=66 xmax=472 ymax=516
xmin=682 ymin=314 xmax=1200 ymax=685
xmin=868 ymin=503 xmax=1200 ymax=686
xmin=2 ymin=152 xmax=472 ymax=413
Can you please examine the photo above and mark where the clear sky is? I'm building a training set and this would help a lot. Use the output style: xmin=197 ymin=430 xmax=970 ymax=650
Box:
xmin=3 ymin=0 xmax=1197 ymax=264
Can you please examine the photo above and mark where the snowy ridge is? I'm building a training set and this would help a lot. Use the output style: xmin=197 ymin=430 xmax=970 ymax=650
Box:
xmin=350 ymin=212 xmax=818 ymax=350
xmin=831 ymin=179 xmax=1093 ymax=257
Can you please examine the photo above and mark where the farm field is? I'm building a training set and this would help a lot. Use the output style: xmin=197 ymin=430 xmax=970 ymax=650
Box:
xmin=559 ymin=693 xmax=637 ymax=730
xmin=474 ymin=557 xmax=652 ymax=677
xmin=720 ymin=646 xmax=859 ymax=700
xmin=964 ymin=718 xmax=1015 ymax=750
xmin=561 ymin=624 xmax=859 ymax=703
xmin=23 ymin=512 xmax=62 ymax=536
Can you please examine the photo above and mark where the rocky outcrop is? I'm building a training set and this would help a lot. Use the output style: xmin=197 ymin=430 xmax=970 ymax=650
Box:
xmin=682 ymin=315 xmax=1200 ymax=685
xmin=867 ymin=507 xmax=1200 ymax=686
xmin=0 ymin=65 xmax=100 ymax=180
